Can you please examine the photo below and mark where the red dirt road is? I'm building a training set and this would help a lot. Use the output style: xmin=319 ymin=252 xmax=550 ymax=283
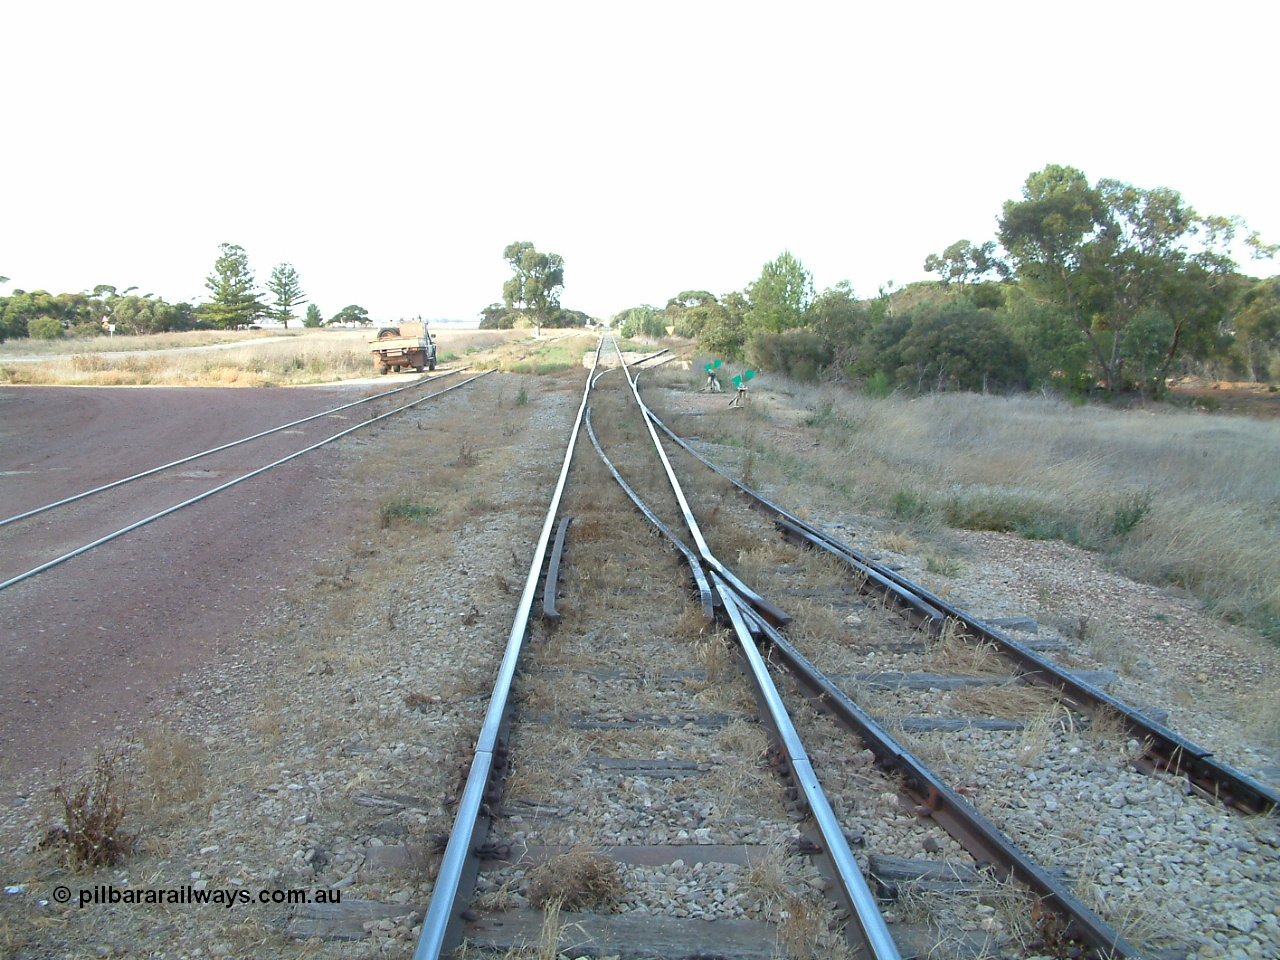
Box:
xmin=0 ymin=384 xmax=388 ymax=783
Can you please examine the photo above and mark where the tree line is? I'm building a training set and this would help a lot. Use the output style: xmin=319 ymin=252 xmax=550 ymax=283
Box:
xmin=614 ymin=165 xmax=1279 ymax=398
xmin=0 ymin=245 xmax=370 ymax=342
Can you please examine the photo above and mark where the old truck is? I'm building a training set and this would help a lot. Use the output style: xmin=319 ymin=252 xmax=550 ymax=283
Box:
xmin=369 ymin=321 xmax=436 ymax=374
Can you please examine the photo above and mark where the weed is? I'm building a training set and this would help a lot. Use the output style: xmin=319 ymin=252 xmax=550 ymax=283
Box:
xmin=43 ymin=753 xmax=138 ymax=870
xmin=380 ymin=491 xmax=438 ymax=527
xmin=516 ymin=386 xmax=529 ymax=406
xmin=890 ymin=489 xmax=930 ymax=521
xmin=453 ymin=443 xmax=480 ymax=469
xmin=1108 ymin=489 xmax=1152 ymax=539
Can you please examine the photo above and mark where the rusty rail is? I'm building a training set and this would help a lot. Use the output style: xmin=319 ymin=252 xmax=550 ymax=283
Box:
xmin=645 ymin=407 xmax=1280 ymax=818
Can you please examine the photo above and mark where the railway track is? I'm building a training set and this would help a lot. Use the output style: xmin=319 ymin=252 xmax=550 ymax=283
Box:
xmin=0 ymin=368 xmax=489 ymax=591
xmin=411 ymin=339 xmax=1279 ymax=960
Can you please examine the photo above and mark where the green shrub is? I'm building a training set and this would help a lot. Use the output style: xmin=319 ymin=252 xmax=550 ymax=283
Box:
xmin=28 ymin=316 xmax=64 ymax=339
xmin=748 ymin=328 xmax=833 ymax=382
xmin=864 ymin=370 xmax=892 ymax=398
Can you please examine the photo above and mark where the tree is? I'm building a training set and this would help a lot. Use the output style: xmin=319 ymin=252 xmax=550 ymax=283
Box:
xmin=745 ymin=251 xmax=813 ymax=335
xmin=998 ymin=165 xmax=1270 ymax=394
xmin=923 ymin=240 xmax=1009 ymax=288
xmin=266 ymin=263 xmax=306 ymax=328
xmin=479 ymin=302 xmax=519 ymax=329
xmin=197 ymin=243 xmax=266 ymax=329
xmin=28 ymin=316 xmax=63 ymax=340
xmin=328 ymin=304 xmax=369 ymax=326
xmin=1231 ymin=277 xmax=1280 ymax=381
xmin=303 ymin=304 xmax=323 ymax=328
xmin=502 ymin=241 xmax=565 ymax=336
xmin=808 ymin=281 xmax=870 ymax=363
xmin=613 ymin=305 xmax=665 ymax=339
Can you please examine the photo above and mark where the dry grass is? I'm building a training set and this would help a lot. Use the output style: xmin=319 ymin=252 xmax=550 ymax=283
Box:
xmin=0 ymin=328 xmax=274 ymax=357
xmin=926 ymin=620 xmax=1004 ymax=676
xmin=139 ymin=727 xmax=209 ymax=817
xmin=673 ymin=378 xmax=1280 ymax=641
xmin=879 ymin=531 xmax=918 ymax=554
xmin=948 ymin=683 xmax=1060 ymax=721
xmin=0 ymin=328 xmax=525 ymax=387
xmin=525 ymin=848 xmax=624 ymax=910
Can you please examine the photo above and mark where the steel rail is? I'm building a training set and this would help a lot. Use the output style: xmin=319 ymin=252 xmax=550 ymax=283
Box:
xmin=589 ymin=346 xmax=671 ymax=388
xmin=612 ymin=346 xmax=789 ymax=626
xmin=0 ymin=369 xmax=466 ymax=530
xmin=0 ymin=372 xmax=491 ymax=594
xmin=645 ymin=408 xmax=1280 ymax=817
xmin=413 ymin=338 xmax=605 ymax=960
xmin=542 ymin=516 xmax=573 ymax=621
xmin=712 ymin=573 xmax=901 ymax=960
xmin=605 ymin=350 xmax=898 ymax=959
xmin=601 ymin=392 xmax=1134 ymax=958
xmin=583 ymin=416 xmax=1129 ymax=960
xmin=732 ymin=602 xmax=1136 ymax=960
xmin=584 ymin=408 xmax=715 ymax=619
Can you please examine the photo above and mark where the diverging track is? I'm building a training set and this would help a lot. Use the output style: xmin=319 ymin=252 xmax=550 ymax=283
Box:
xmin=415 ymin=340 xmax=1278 ymax=960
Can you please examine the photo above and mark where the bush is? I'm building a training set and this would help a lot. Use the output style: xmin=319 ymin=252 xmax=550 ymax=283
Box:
xmin=28 ymin=316 xmax=64 ymax=339
xmin=749 ymin=328 xmax=833 ymax=382
xmin=896 ymin=308 xmax=1028 ymax=391
xmin=43 ymin=753 xmax=138 ymax=870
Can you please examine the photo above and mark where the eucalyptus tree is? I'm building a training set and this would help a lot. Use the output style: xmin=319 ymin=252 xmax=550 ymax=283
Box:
xmin=502 ymin=241 xmax=564 ymax=336
xmin=998 ymin=164 xmax=1273 ymax=394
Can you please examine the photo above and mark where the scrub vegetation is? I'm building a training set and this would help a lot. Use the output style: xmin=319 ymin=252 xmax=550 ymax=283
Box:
xmin=664 ymin=368 xmax=1280 ymax=642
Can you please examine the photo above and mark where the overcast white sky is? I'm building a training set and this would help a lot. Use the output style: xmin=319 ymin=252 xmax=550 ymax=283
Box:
xmin=2 ymin=1 xmax=1277 ymax=324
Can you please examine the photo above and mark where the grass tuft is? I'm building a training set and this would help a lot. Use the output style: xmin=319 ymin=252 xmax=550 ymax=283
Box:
xmin=525 ymin=848 xmax=624 ymax=910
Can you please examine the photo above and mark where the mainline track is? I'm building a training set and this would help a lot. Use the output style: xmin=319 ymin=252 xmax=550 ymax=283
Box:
xmin=412 ymin=341 xmax=1276 ymax=960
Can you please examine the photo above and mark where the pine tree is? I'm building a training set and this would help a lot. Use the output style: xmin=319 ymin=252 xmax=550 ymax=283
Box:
xmin=197 ymin=244 xmax=266 ymax=329
xmin=266 ymin=263 xmax=307 ymax=328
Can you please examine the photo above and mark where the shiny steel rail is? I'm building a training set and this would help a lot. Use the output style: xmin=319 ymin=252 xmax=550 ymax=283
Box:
xmin=413 ymin=338 xmax=605 ymax=960
xmin=587 ymin=415 xmax=1132 ymax=958
xmin=0 ymin=371 xmax=491 ymax=593
xmin=733 ymin=602 xmax=1137 ymax=959
xmin=605 ymin=377 xmax=1137 ymax=958
xmin=603 ymin=347 xmax=900 ymax=960
xmin=584 ymin=408 xmax=714 ymax=619
xmin=0 ymin=368 xmax=464 ymax=530
xmin=613 ymin=350 xmax=788 ymax=627
xmin=645 ymin=406 xmax=1280 ymax=818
